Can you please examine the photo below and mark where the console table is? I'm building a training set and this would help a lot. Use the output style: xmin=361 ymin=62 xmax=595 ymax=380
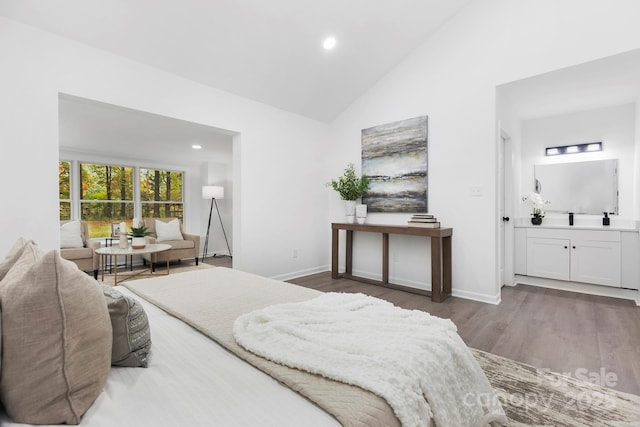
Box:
xmin=331 ymin=223 xmax=452 ymax=302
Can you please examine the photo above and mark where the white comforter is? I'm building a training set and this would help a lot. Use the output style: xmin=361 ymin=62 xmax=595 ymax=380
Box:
xmin=234 ymin=292 xmax=508 ymax=427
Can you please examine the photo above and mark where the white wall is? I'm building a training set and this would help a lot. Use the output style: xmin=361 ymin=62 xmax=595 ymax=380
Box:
xmin=0 ymin=16 xmax=329 ymax=279
xmin=328 ymin=0 xmax=640 ymax=303
xmin=519 ymin=103 xmax=636 ymax=219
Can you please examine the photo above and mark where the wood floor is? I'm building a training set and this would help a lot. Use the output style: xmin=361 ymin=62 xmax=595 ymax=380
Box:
xmin=204 ymin=257 xmax=640 ymax=396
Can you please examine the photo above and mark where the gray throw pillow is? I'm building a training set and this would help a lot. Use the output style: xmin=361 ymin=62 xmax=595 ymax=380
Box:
xmin=101 ymin=285 xmax=152 ymax=367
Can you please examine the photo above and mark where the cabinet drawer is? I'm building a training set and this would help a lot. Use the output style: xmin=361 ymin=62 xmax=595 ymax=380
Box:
xmin=526 ymin=227 xmax=620 ymax=242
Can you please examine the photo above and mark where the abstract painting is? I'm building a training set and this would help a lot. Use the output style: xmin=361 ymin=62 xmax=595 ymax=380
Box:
xmin=361 ymin=116 xmax=428 ymax=212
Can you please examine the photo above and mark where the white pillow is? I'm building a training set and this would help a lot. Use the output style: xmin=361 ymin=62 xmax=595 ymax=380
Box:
xmin=155 ymin=219 xmax=184 ymax=242
xmin=60 ymin=221 xmax=84 ymax=249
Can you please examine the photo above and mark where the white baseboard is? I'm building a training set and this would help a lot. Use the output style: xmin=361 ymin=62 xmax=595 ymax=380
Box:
xmin=266 ymin=264 xmax=505 ymax=306
xmin=347 ymin=267 xmax=502 ymax=304
xmin=452 ymin=289 xmax=501 ymax=305
xmin=515 ymin=274 xmax=639 ymax=303
xmin=350 ymin=268 xmax=431 ymax=292
xmin=272 ymin=265 xmax=329 ymax=282
xmin=201 ymin=250 xmax=231 ymax=258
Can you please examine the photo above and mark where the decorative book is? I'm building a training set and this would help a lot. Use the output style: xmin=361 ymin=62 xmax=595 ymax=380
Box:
xmin=407 ymin=221 xmax=441 ymax=228
xmin=408 ymin=213 xmax=440 ymax=228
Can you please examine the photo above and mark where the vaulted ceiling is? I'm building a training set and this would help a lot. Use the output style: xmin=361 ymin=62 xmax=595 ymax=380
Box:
xmin=0 ymin=0 xmax=472 ymax=123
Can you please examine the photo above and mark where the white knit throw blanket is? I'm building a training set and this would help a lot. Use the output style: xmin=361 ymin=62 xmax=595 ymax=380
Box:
xmin=234 ymin=292 xmax=508 ymax=427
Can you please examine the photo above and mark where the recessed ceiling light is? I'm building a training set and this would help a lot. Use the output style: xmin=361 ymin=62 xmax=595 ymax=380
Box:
xmin=192 ymin=144 xmax=202 ymax=149
xmin=323 ymin=37 xmax=337 ymax=50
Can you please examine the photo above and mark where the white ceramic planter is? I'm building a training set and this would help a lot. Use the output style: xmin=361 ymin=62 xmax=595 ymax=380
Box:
xmin=132 ymin=237 xmax=146 ymax=249
xmin=356 ymin=204 xmax=367 ymax=224
xmin=345 ymin=200 xmax=356 ymax=224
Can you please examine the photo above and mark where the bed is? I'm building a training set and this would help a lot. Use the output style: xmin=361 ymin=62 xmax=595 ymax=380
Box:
xmin=0 ymin=249 xmax=506 ymax=427
xmin=1 ymin=282 xmax=340 ymax=427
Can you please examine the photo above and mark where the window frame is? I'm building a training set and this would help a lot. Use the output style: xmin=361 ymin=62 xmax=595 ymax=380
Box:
xmin=59 ymin=160 xmax=186 ymax=238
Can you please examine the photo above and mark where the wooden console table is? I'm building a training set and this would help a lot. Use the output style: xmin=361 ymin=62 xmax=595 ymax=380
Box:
xmin=331 ymin=223 xmax=452 ymax=302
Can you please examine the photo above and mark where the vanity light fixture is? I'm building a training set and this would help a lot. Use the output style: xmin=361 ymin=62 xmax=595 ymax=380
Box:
xmin=545 ymin=142 xmax=602 ymax=156
xmin=192 ymin=144 xmax=202 ymax=149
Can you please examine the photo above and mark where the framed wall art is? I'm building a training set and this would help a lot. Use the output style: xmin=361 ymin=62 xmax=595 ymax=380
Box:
xmin=361 ymin=115 xmax=428 ymax=212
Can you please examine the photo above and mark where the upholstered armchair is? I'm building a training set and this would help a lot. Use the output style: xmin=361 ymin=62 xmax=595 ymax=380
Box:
xmin=141 ymin=218 xmax=200 ymax=266
xmin=59 ymin=220 xmax=100 ymax=279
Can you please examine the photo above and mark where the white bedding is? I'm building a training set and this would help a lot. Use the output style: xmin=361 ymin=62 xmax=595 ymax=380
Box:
xmin=0 ymin=286 xmax=340 ymax=427
xmin=234 ymin=292 xmax=508 ymax=427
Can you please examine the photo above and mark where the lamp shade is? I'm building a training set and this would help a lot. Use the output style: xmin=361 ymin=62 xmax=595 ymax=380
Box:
xmin=202 ymin=185 xmax=224 ymax=199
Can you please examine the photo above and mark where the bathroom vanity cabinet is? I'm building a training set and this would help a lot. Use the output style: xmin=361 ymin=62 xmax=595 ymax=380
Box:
xmin=515 ymin=225 xmax=639 ymax=289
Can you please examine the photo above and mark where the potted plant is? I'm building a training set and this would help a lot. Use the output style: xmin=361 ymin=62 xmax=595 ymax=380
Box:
xmin=128 ymin=224 xmax=152 ymax=249
xmin=522 ymin=192 xmax=550 ymax=225
xmin=327 ymin=163 xmax=371 ymax=223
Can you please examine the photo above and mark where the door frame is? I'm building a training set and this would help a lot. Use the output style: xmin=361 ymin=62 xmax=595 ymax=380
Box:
xmin=498 ymin=126 xmax=515 ymax=288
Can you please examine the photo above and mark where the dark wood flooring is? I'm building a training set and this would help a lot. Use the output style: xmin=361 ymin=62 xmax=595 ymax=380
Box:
xmin=289 ymin=272 xmax=640 ymax=396
xmin=202 ymin=255 xmax=232 ymax=269
xmin=204 ymin=256 xmax=640 ymax=396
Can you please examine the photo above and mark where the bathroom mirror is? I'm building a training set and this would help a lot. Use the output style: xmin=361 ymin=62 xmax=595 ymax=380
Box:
xmin=533 ymin=159 xmax=618 ymax=214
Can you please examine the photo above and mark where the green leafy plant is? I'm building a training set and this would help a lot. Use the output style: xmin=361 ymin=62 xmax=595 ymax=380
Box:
xmin=127 ymin=224 xmax=152 ymax=238
xmin=327 ymin=163 xmax=371 ymax=201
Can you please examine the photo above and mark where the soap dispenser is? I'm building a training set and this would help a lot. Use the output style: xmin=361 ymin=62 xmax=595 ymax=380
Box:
xmin=569 ymin=212 xmax=574 ymax=226
xmin=603 ymin=212 xmax=610 ymax=226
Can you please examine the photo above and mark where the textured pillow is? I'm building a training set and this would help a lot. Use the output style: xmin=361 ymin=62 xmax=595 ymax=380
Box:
xmin=0 ymin=239 xmax=40 ymax=382
xmin=101 ymin=285 xmax=152 ymax=367
xmin=0 ymin=249 xmax=112 ymax=425
xmin=0 ymin=237 xmax=34 ymax=281
xmin=60 ymin=220 xmax=84 ymax=248
xmin=155 ymin=218 xmax=184 ymax=242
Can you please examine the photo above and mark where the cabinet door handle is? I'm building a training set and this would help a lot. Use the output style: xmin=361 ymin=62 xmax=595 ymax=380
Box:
xmin=564 ymin=246 xmax=568 ymax=249
xmin=572 ymin=246 xmax=576 ymax=249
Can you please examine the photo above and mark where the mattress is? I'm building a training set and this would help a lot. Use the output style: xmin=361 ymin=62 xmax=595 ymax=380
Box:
xmin=0 ymin=285 xmax=340 ymax=427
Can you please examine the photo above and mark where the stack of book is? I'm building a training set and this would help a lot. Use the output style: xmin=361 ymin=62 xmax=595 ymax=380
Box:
xmin=407 ymin=213 xmax=440 ymax=228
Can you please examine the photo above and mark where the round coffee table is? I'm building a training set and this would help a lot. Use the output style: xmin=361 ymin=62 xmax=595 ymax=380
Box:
xmin=96 ymin=243 xmax=172 ymax=285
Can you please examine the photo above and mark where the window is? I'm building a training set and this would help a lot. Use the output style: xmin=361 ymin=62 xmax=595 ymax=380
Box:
xmin=140 ymin=168 xmax=184 ymax=220
xmin=80 ymin=163 xmax=134 ymax=238
xmin=57 ymin=162 xmax=186 ymax=239
xmin=59 ymin=161 xmax=71 ymax=220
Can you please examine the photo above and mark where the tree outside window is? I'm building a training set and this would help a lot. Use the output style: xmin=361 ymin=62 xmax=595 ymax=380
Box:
xmin=58 ymin=163 xmax=185 ymax=238
xmin=80 ymin=163 xmax=134 ymax=238
xmin=140 ymin=168 xmax=183 ymax=221
xmin=59 ymin=161 xmax=71 ymax=220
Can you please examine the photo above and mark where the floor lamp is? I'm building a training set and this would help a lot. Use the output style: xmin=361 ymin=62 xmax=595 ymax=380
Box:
xmin=202 ymin=185 xmax=232 ymax=262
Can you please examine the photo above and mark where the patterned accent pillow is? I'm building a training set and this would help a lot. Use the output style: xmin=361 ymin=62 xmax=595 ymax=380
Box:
xmin=101 ymin=285 xmax=152 ymax=367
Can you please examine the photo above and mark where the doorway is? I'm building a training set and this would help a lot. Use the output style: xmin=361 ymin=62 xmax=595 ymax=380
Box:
xmin=498 ymin=129 xmax=514 ymax=288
